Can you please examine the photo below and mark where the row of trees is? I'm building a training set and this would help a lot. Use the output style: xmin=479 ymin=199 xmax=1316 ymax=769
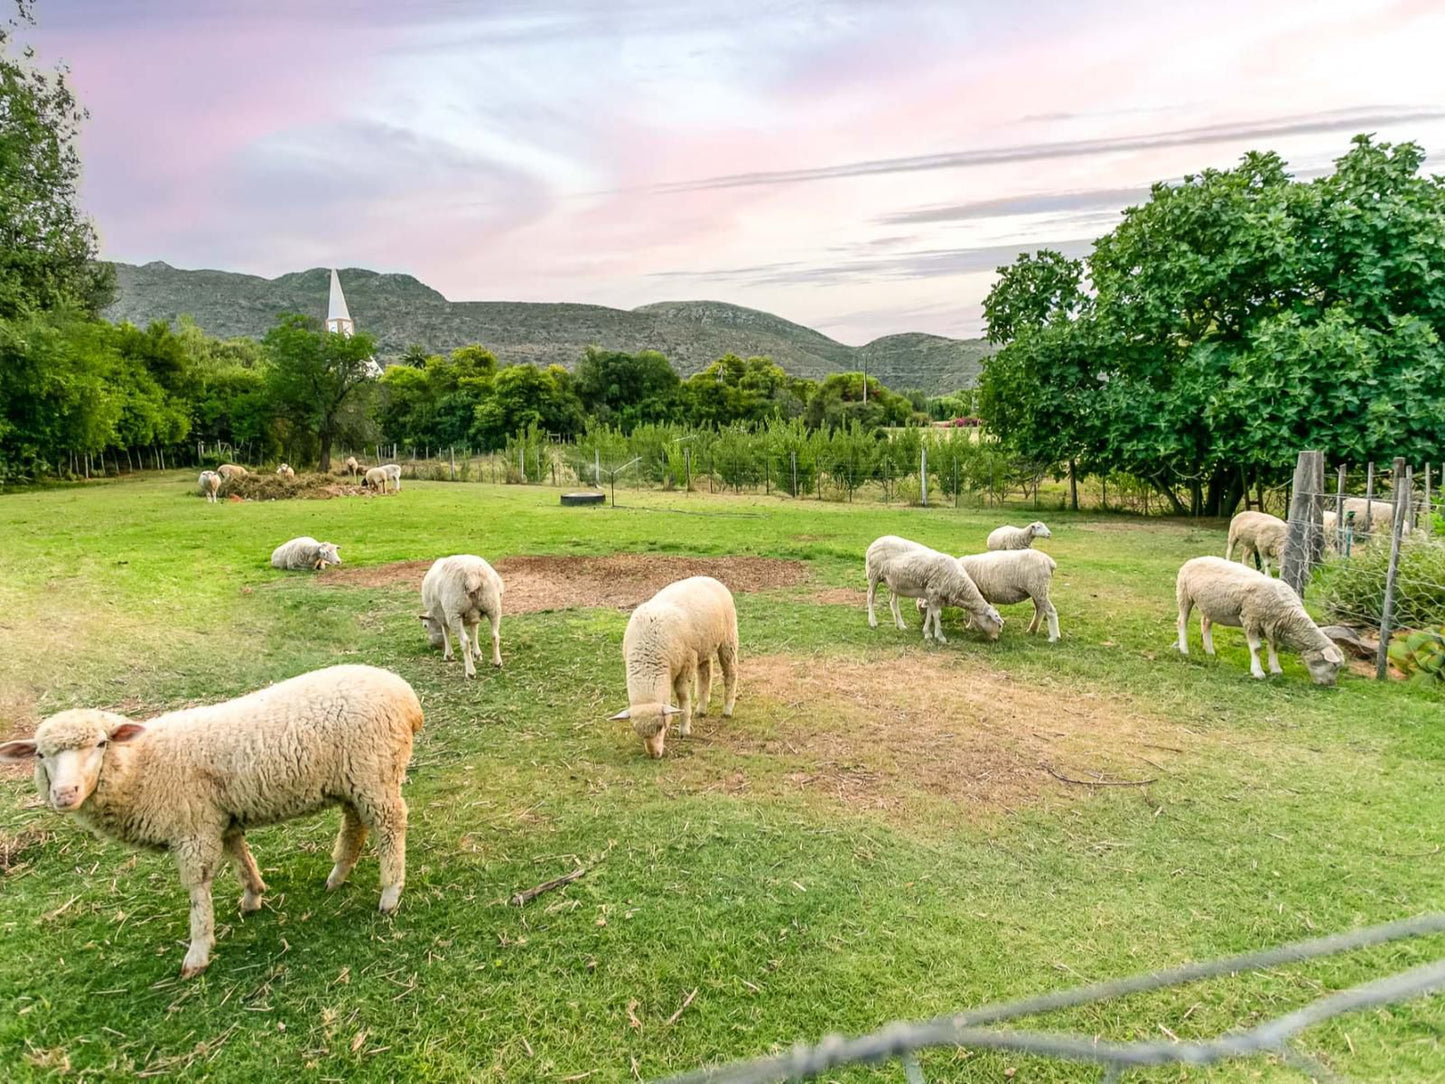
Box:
xmin=978 ymin=136 xmax=1445 ymax=515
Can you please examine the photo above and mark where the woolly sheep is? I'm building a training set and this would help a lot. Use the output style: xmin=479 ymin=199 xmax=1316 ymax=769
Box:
xmin=382 ymin=463 xmax=402 ymax=491
xmin=197 ymin=470 xmax=221 ymax=503
xmin=276 ymin=463 xmax=296 ymax=479
xmin=865 ymin=535 xmax=1003 ymax=643
xmin=1225 ymin=511 xmax=1287 ymax=575
xmin=418 ymin=555 xmax=505 ymax=678
xmin=1175 ymin=556 xmax=1344 ymax=685
xmin=1342 ymin=497 xmax=1394 ymax=539
xmin=916 ymin=549 xmax=1060 ymax=641
xmin=270 ymin=536 xmax=342 ymax=571
xmin=609 ymin=576 xmax=738 ymax=758
xmin=345 ymin=456 xmax=360 ymax=478
xmin=0 ymin=665 xmax=424 ymax=978
xmin=986 ymin=521 xmax=1052 ymax=551
xmin=217 ymin=463 xmax=248 ymax=481
xmin=364 ymin=465 xmax=401 ymax=494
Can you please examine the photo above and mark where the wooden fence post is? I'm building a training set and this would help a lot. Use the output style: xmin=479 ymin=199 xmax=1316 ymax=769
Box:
xmin=1281 ymin=450 xmax=1324 ymax=597
xmin=1425 ymin=464 xmax=1433 ymax=536
xmin=1377 ymin=456 xmax=1409 ymax=680
xmin=1364 ymin=463 xmax=1375 ymax=537
xmin=920 ymin=446 xmax=928 ymax=508
xmin=1335 ymin=464 xmax=1347 ymax=553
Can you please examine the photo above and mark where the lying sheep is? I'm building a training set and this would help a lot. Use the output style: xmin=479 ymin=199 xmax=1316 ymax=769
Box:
xmin=1226 ymin=511 xmax=1287 ymax=575
xmin=866 ymin=535 xmax=1003 ymax=643
xmin=1175 ymin=556 xmax=1344 ymax=685
xmin=917 ymin=549 xmax=1060 ymax=641
xmin=610 ymin=575 xmax=738 ymax=758
xmin=217 ymin=463 xmax=248 ymax=481
xmin=345 ymin=456 xmax=360 ymax=478
xmin=986 ymin=521 xmax=1051 ymax=551
xmin=270 ymin=536 xmax=342 ymax=570
xmin=277 ymin=463 xmax=296 ymax=479
xmin=197 ymin=470 xmax=221 ymax=503
xmin=418 ymin=555 xmax=504 ymax=678
xmin=0 ymin=665 xmax=424 ymax=978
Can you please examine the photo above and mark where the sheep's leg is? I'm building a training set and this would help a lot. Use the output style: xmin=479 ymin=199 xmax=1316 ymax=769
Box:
xmin=1027 ymin=601 xmax=1043 ymax=634
xmin=1266 ymin=636 xmax=1283 ymax=675
xmin=1244 ymin=626 xmax=1266 ymax=679
xmin=674 ymin=660 xmax=695 ymax=737
xmin=718 ymin=641 xmax=738 ymax=717
xmin=1201 ymin=616 xmax=1216 ymax=656
xmin=176 ymin=838 xmax=221 ymax=978
xmin=927 ymin=603 xmax=947 ymax=644
xmin=695 ymin=656 xmax=713 ymax=717
xmin=439 ymin=620 xmax=454 ymax=662
xmin=488 ymin=608 xmax=503 ymax=668
xmin=866 ymin=575 xmax=880 ymax=628
xmin=469 ymin=618 xmax=484 ymax=662
xmin=1035 ymin=597 xmax=1060 ymax=642
xmin=223 ymin=831 xmax=266 ymax=913
xmin=1176 ymin=597 xmax=1192 ymax=654
xmin=327 ymin=803 xmax=368 ymax=891
xmin=890 ymin=592 xmax=906 ymax=630
xmin=355 ymin=794 xmax=408 ymax=913
xmin=452 ymin=615 xmax=476 ymax=679
xmin=1260 ymin=554 xmax=1273 ymax=577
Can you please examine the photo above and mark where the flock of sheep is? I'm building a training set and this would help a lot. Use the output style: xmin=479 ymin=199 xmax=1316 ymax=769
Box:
xmin=196 ymin=458 xmax=402 ymax=501
xmin=0 ymin=487 xmax=1354 ymax=979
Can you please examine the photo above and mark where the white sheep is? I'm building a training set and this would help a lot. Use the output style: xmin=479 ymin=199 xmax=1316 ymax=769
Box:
xmin=197 ymin=470 xmax=221 ymax=503
xmin=1225 ymin=511 xmax=1287 ymax=575
xmin=216 ymin=463 xmax=248 ymax=481
xmin=1342 ymin=497 xmax=1395 ymax=539
xmin=986 ymin=521 xmax=1052 ymax=550
xmin=418 ymin=555 xmax=505 ymax=678
xmin=609 ymin=575 xmax=738 ymax=758
xmin=364 ymin=465 xmax=401 ymax=494
xmin=0 ymin=665 xmax=424 ymax=978
xmin=917 ymin=549 xmax=1060 ymax=641
xmin=345 ymin=456 xmax=360 ymax=478
xmin=382 ymin=463 xmax=402 ymax=491
xmin=1175 ymin=556 xmax=1344 ymax=685
xmin=270 ymin=536 xmax=342 ymax=570
xmin=865 ymin=535 xmax=1003 ymax=643
xmin=276 ymin=463 xmax=296 ymax=479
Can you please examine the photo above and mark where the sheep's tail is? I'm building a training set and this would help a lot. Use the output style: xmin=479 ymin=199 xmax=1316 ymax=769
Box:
xmin=463 ymin=567 xmax=488 ymax=597
xmin=1224 ymin=523 xmax=1237 ymax=561
xmin=399 ymin=685 xmax=425 ymax=734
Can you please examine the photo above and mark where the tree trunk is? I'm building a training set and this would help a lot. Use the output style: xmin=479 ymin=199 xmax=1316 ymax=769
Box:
xmin=1154 ymin=478 xmax=1187 ymax=515
xmin=318 ymin=434 xmax=333 ymax=473
xmin=1069 ymin=459 xmax=1079 ymax=511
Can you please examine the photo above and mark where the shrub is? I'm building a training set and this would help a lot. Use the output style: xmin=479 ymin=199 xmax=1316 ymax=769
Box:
xmin=1315 ymin=537 xmax=1445 ymax=630
xmin=1388 ymin=627 xmax=1445 ymax=686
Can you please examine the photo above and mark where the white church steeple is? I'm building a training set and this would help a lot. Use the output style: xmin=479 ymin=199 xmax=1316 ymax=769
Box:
xmin=325 ymin=268 xmax=354 ymax=336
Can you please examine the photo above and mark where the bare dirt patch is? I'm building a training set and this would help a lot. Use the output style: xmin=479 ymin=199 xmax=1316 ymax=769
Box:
xmin=812 ymin=587 xmax=869 ymax=606
xmin=219 ymin=472 xmax=372 ymax=501
xmin=320 ymin=554 xmax=810 ymax=612
xmin=699 ymin=652 xmax=1199 ymax=817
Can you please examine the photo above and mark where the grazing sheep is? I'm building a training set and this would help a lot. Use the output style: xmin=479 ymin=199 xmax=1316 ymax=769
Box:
xmin=1343 ymin=497 xmax=1395 ymax=539
xmin=364 ymin=465 xmax=401 ymax=494
xmin=345 ymin=456 xmax=360 ymax=478
xmin=865 ymin=535 xmax=1003 ymax=643
xmin=0 ymin=665 xmax=424 ymax=978
xmin=1226 ymin=511 xmax=1287 ymax=575
xmin=418 ymin=555 xmax=505 ymax=678
xmin=276 ymin=463 xmax=296 ymax=479
xmin=917 ymin=549 xmax=1060 ymax=641
xmin=986 ymin=521 xmax=1052 ymax=551
xmin=609 ymin=576 xmax=738 ymax=758
xmin=270 ymin=536 xmax=342 ymax=571
xmin=216 ymin=463 xmax=248 ymax=481
xmin=382 ymin=463 xmax=402 ymax=492
xmin=1175 ymin=556 xmax=1344 ymax=685
xmin=197 ymin=470 xmax=221 ymax=503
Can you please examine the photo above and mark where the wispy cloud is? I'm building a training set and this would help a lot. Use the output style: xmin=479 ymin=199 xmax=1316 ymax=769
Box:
xmin=881 ymin=187 xmax=1150 ymax=225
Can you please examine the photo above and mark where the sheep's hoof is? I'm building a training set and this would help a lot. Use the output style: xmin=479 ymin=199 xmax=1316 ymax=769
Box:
xmin=491 ymin=659 xmax=503 ymax=669
xmin=867 ymin=618 xmax=878 ymax=629
xmin=1251 ymin=670 xmax=1266 ymax=680
xmin=325 ymin=865 xmax=349 ymax=891
xmin=180 ymin=946 xmax=211 ymax=979
xmin=240 ymin=890 xmax=264 ymax=913
xmin=378 ymin=886 xmax=402 ymax=914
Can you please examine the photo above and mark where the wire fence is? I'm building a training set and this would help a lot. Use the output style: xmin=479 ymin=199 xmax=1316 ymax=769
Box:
xmin=655 ymin=913 xmax=1445 ymax=1083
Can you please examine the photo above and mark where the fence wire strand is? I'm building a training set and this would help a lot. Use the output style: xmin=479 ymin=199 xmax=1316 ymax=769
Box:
xmin=655 ymin=913 xmax=1445 ymax=1083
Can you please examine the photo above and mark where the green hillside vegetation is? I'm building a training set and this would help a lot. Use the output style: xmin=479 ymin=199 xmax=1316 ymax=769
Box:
xmin=104 ymin=262 xmax=991 ymax=393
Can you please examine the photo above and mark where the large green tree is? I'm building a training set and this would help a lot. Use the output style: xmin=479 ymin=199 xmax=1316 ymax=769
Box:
xmin=263 ymin=315 xmax=377 ymax=471
xmin=574 ymin=347 xmax=679 ymax=431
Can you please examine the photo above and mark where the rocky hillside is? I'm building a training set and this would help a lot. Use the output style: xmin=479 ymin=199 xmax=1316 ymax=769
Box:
xmin=104 ymin=262 xmax=989 ymax=392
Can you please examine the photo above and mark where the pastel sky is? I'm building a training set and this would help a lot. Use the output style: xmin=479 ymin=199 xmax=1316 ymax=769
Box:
xmin=29 ymin=0 xmax=1445 ymax=343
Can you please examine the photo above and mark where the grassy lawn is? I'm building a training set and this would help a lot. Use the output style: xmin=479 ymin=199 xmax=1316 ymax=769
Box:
xmin=1 ymin=475 xmax=1443 ymax=1082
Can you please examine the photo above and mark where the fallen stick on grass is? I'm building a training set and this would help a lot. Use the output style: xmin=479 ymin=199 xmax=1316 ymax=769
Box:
xmin=1041 ymin=762 xmax=1156 ymax=788
xmin=510 ymin=866 xmax=586 ymax=907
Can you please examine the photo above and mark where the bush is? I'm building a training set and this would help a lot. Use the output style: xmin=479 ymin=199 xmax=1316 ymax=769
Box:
xmin=1315 ymin=537 xmax=1445 ymax=629
xmin=1388 ymin=627 xmax=1445 ymax=686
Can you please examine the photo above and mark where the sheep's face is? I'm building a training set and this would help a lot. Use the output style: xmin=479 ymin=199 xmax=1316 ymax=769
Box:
xmin=0 ymin=712 xmax=146 ymax=812
xmin=1028 ymin=522 xmax=1051 ymax=539
xmin=1303 ymin=645 xmax=1345 ymax=686
xmin=976 ymin=606 xmax=1005 ymax=640
xmin=316 ymin=542 xmax=341 ymax=568
xmin=418 ymin=614 xmax=446 ymax=649
xmin=609 ymin=703 xmax=682 ymax=758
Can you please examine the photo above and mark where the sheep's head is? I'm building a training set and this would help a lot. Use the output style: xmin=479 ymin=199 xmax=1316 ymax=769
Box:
xmin=315 ymin=542 xmax=341 ymax=569
xmin=0 ymin=712 xmax=146 ymax=812
xmin=1302 ymin=644 xmax=1345 ymax=686
xmin=609 ymin=703 xmax=683 ymax=758
xmin=975 ymin=606 xmax=1005 ymax=640
xmin=418 ymin=613 xmax=446 ymax=649
xmin=1028 ymin=521 xmax=1052 ymax=539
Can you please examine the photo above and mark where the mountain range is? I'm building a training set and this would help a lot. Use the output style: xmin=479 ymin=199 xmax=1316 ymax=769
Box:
xmin=104 ymin=262 xmax=990 ymax=393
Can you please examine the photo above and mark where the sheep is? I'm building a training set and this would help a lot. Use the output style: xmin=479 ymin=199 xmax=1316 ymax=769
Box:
xmin=1342 ymin=497 xmax=1395 ymax=539
xmin=270 ymin=536 xmax=342 ymax=571
xmin=916 ymin=549 xmax=1060 ymax=641
xmin=418 ymin=555 xmax=504 ymax=678
xmin=197 ymin=470 xmax=221 ymax=503
xmin=216 ymin=463 xmax=248 ymax=481
xmin=865 ymin=535 xmax=1003 ymax=643
xmin=609 ymin=576 xmax=738 ymax=758
xmin=986 ymin=521 xmax=1052 ymax=551
xmin=1225 ymin=511 xmax=1287 ymax=575
xmin=382 ymin=463 xmax=402 ymax=492
xmin=364 ymin=465 xmax=401 ymax=494
xmin=345 ymin=456 xmax=360 ymax=478
xmin=0 ymin=664 xmax=424 ymax=978
xmin=1175 ymin=556 xmax=1344 ymax=685
xmin=276 ymin=463 xmax=296 ymax=479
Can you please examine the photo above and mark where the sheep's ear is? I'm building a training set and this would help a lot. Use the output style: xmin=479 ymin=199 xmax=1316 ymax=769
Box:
xmin=417 ymin=613 xmax=431 ymax=621
xmin=0 ymin=739 xmax=37 ymax=762
xmin=662 ymin=706 xmax=683 ymax=716
xmin=109 ymin=723 xmax=145 ymax=744
xmin=608 ymin=708 xmax=631 ymax=721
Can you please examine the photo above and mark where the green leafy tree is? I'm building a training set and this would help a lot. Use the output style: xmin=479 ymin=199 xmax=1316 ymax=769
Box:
xmin=575 ymin=347 xmax=679 ymax=431
xmin=472 ymin=363 xmax=584 ymax=449
xmin=263 ymin=315 xmax=377 ymax=471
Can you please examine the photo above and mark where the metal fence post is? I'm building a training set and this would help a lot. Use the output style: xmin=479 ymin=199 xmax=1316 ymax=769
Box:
xmin=1377 ymin=456 xmax=1409 ymax=680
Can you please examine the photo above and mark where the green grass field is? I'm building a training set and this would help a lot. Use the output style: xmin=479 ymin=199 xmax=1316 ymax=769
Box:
xmin=1 ymin=476 xmax=1443 ymax=1082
